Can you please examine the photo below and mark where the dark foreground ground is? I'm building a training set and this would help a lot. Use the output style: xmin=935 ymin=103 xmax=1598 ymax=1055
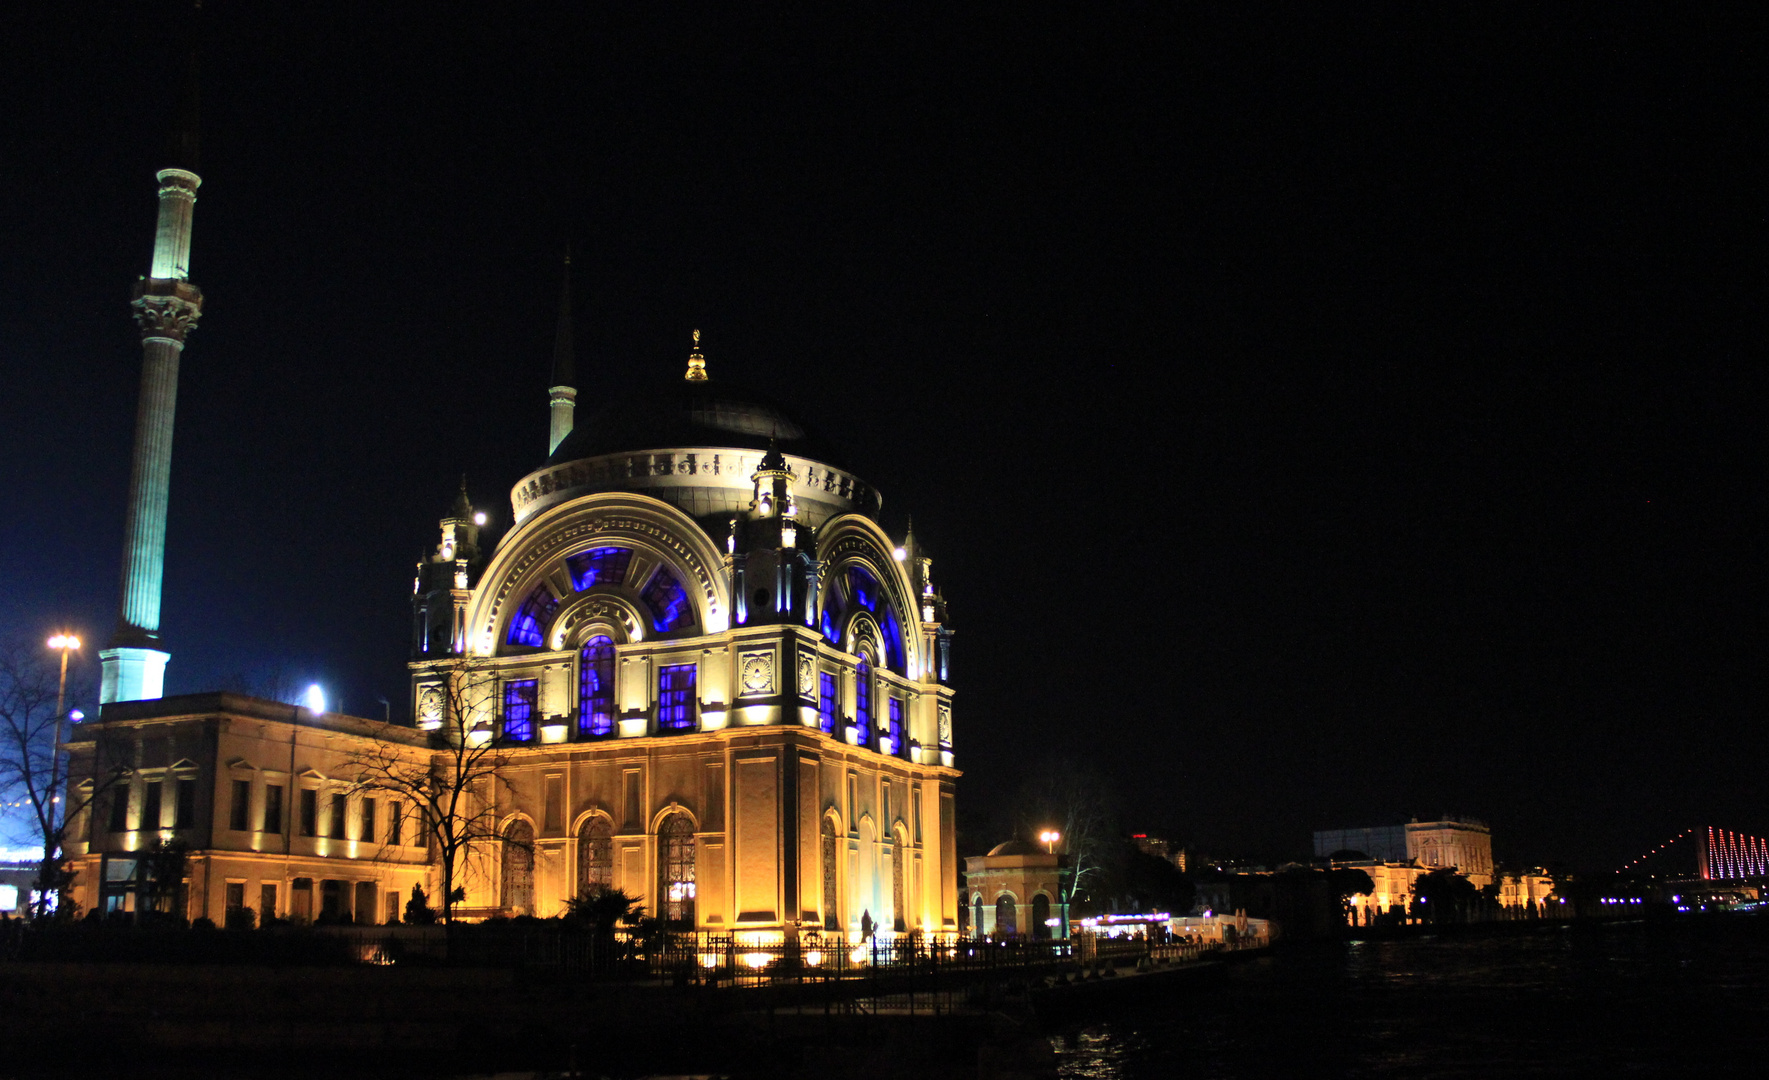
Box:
xmin=3 ymin=914 xmax=1764 ymax=1079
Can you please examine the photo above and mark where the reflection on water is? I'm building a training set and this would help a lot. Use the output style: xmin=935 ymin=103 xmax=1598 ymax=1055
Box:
xmin=1054 ymin=917 xmax=1769 ymax=1078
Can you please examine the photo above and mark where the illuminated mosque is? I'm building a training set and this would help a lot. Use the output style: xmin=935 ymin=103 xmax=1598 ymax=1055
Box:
xmin=62 ymin=80 xmax=961 ymax=939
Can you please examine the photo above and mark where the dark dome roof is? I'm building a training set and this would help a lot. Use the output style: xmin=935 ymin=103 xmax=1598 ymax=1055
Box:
xmin=547 ymin=377 xmax=852 ymax=471
xmin=987 ymin=840 xmax=1044 ymax=857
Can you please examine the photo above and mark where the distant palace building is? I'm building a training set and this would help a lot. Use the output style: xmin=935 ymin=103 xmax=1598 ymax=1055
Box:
xmin=65 ymin=115 xmax=960 ymax=935
xmin=1312 ymin=816 xmax=1550 ymax=923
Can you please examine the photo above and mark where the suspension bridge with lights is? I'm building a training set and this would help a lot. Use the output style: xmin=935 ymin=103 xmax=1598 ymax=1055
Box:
xmin=1621 ymin=827 xmax=1769 ymax=900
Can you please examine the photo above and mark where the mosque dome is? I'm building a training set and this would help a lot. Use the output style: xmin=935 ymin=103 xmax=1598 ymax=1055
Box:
xmin=546 ymin=376 xmax=849 ymax=472
xmin=513 ymin=370 xmax=881 ymax=529
xmin=986 ymin=840 xmax=1045 ymax=857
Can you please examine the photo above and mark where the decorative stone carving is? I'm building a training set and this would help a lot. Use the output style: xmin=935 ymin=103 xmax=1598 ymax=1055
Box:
xmin=938 ymin=702 xmax=952 ymax=746
xmin=130 ymin=280 xmax=203 ymax=342
xmin=796 ymin=652 xmax=816 ymax=698
xmin=418 ymin=685 xmax=444 ymax=728
xmin=739 ymin=650 xmax=775 ymax=696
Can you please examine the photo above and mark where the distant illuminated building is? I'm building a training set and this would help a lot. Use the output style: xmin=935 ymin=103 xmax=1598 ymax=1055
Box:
xmin=962 ymin=841 xmax=1068 ymax=940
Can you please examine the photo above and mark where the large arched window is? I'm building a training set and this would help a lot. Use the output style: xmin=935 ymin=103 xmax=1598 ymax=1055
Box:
xmin=501 ymin=820 xmax=535 ymax=916
xmin=578 ymin=636 xmax=615 ymax=737
xmin=566 ymin=546 xmax=632 ymax=591
xmin=821 ymin=816 xmax=840 ymax=930
xmin=506 ymin=587 xmax=560 ymax=648
xmin=995 ymin=894 xmax=1018 ymax=938
xmin=658 ymin=814 xmax=696 ymax=927
xmin=641 ymin=567 xmax=692 ymax=633
xmin=577 ymin=816 xmax=613 ymax=896
xmin=854 ymin=652 xmax=873 ymax=748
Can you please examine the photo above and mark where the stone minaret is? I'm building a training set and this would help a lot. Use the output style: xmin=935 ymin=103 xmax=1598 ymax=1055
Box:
xmin=100 ymin=42 xmax=204 ymax=705
xmin=547 ymin=252 xmax=577 ymax=456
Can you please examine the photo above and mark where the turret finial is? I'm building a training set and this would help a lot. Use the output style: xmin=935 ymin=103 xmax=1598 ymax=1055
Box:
xmin=685 ymin=328 xmax=708 ymax=381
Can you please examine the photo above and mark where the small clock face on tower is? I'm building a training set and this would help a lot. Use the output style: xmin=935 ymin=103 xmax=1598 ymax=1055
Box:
xmin=741 ymin=653 xmax=774 ymax=695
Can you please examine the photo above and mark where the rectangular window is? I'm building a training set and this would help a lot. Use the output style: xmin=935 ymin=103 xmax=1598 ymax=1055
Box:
xmin=329 ymin=793 xmax=347 ymax=839
xmin=225 ymin=881 xmax=245 ymax=912
xmin=175 ymin=778 xmax=196 ymax=828
xmin=658 ymin=664 xmax=697 ymax=730
xmin=230 ymin=779 xmax=251 ymax=831
xmin=109 ymin=784 xmax=131 ymax=832
xmin=291 ymin=878 xmax=313 ymax=921
xmin=887 ymin=698 xmax=904 ymax=756
xmin=388 ymin=801 xmax=403 ymax=846
xmin=263 ymin=784 xmax=283 ymax=834
xmin=300 ymin=789 xmax=318 ymax=837
xmin=260 ymin=883 xmax=278 ymax=919
xmin=142 ymin=780 xmax=163 ymax=831
xmin=386 ymin=892 xmax=401 ymax=925
xmin=818 ymin=671 xmax=838 ymax=733
xmin=503 ymin=678 xmax=538 ymax=742
xmin=361 ymin=797 xmax=377 ymax=843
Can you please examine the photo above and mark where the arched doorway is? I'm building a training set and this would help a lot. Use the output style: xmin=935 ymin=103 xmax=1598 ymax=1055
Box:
xmin=577 ymin=816 xmax=612 ymax=897
xmin=995 ymin=893 xmax=1017 ymax=937
xmin=821 ymin=816 xmax=840 ymax=930
xmin=973 ymin=894 xmax=985 ymax=938
xmin=1032 ymin=894 xmax=1052 ymax=939
xmin=658 ymin=813 xmax=696 ymax=927
xmin=501 ymin=820 xmax=535 ymax=915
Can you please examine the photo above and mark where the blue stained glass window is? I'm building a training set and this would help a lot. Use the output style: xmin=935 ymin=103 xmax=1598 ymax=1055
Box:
xmin=887 ymin=697 xmax=904 ymax=756
xmin=849 ymin=566 xmax=878 ymax=613
xmin=877 ymin=601 xmax=905 ymax=672
xmin=658 ymin=664 xmax=697 ymax=731
xmin=819 ymin=581 xmax=848 ymax=643
xmin=503 ymin=679 xmax=538 ymax=742
xmin=642 ymin=568 xmax=692 ymax=633
xmin=566 ymin=546 xmax=632 ymax=592
xmin=818 ymin=671 xmax=838 ymax=734
xmin=854 ymin=655 xmax=872 ymax=748
xmin=579 ymin=636 xmax=615 ymax=737
xmin=506 ymin=587 xmax=560 ymax=648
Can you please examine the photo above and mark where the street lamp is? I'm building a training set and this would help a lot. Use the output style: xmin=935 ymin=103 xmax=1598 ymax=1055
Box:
xmin=45 ymin=633 xmax=81 ymax=909
xmin=1039 ymin=829 xmax=1061 ymax=854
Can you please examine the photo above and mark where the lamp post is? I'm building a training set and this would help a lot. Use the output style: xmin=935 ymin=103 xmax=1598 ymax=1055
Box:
xmin=44 ymin=634 xmax=81 ymax=914
xmin=1039 ymin=829 xmax=1060 ymax=854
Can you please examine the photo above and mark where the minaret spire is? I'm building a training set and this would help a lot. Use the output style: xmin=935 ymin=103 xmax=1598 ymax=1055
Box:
xmin=547 ymin=247 xmax=577 ymax=456
xmin=101 ymin=3 xmax=205 ymax=705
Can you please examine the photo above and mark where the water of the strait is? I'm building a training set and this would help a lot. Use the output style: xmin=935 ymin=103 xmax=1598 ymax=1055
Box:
xmin=1054 ymin=916 xmax=1769 ymax=1079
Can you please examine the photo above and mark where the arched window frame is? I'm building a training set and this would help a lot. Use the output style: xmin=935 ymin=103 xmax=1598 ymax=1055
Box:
xmin=656 ymin=811 xmax=697 ymax=927
xmin=575 ymin=813 xmax=614 ymax=897
xmin=501 ymin=818 xmax=536 ymax=915
xmin=852 ymin=646 xmax=874 ymax=749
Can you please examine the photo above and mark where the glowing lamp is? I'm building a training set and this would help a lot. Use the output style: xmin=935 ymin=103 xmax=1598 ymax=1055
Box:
xmin=892 ymin=546 xmax=907 ymax=561
xmin=69 ymin=709 xmax=85 ymax=722
xmin=474 ymin=512 xmax=487 ymax=525
xmin=303 ymin=684 xmax=326 ymax=713
xmin=48 ymin=634 xmax=82 ymax=651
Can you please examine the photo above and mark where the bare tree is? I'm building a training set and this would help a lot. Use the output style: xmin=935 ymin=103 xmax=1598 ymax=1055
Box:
xmin=1015 ymin=757 xmax=1121 ymax=907
xmin=338 ymin=659 xmax=520 ymax=924
xmin=0 ymin=636 xmax=127 ymax=918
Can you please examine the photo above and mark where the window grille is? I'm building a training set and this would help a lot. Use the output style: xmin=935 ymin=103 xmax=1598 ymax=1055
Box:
xmin=565 ymin=546 xmax=632 ymax=591
xmin=642 ymin=567 xmax=692 ymax=632
xmin=506 ymin=587 xmax=560 ymax=647
xmin=658 ymin=664 xmax=696 ymax=731
xmin=659 ymin=814 xmax=697 ymax=926
xmin=818 ymin=671 xmax=838 ymax=733
xmin=503 ymin=678 xmax=538 ymax=741
xmin=578 ymin=817 xmax=613 ymax=894
xmin=579 ymin=636 xmax=616 ymax=736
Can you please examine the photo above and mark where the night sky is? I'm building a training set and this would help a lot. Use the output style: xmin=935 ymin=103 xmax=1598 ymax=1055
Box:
xmin=2 ymin=5 xmax=1760 ymax=871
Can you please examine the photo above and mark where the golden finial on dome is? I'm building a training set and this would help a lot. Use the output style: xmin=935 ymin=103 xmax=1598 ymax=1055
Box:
xmin=685 ymin=328 xmax=707 ymax=381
